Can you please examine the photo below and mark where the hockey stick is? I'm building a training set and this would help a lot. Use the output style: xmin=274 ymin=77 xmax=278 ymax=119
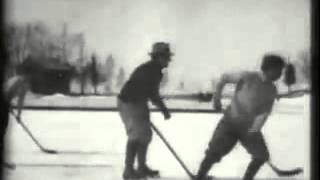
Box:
xmin=10 ymin=111 xmax=58 ymax=154
xmin=151 ymin=121 xmax=303 ymax=178
xmin=163 ymin=89 xmax=309 ymax=102
xmin=10 ymin=111 xmax=105 ymax=155
xmin=267 ymin=161 xmax=303 ymax=177
xmin=150 ymin=122 xmax=195 ymax=179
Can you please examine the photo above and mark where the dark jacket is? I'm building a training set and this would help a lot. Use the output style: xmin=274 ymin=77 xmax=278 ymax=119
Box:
xmin=119 ymin=60 xmax=163 ymax=103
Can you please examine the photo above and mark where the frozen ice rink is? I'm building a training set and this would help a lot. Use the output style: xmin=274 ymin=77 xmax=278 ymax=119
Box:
xmin=3 ymin=95 xmax=310 ymax=180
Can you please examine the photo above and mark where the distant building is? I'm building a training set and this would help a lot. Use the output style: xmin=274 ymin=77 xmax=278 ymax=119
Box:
xmin=24 ymin=56 xmax=74 ymax=95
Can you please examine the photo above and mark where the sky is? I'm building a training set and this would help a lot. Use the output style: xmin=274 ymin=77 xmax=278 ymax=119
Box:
xmin=5 ymin=0 xmax=310 ymax=91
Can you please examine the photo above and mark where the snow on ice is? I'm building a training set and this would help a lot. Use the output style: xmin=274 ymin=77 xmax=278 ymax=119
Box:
xmin=3 ymin=94 xmax=310 ymax=180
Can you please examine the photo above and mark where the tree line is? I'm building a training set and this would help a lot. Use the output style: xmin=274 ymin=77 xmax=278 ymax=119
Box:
xmin=4 ymin=21 xmax=310 ymax=96
xmin=4 ymin=22 xmax=128 ymax=95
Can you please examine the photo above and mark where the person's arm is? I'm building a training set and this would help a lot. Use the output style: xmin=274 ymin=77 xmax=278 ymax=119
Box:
xmin=149 ymin=72 xmax=170 ymax=120
xmin=16 ymin=81 xmax=29 ymax=121
xmin=151 ymin=96 xmax=170 ymax=119
xmin=150 ymin=84 xmax=170 ymax=119
xmin=213 ymin=71 xmax=247 ymax=111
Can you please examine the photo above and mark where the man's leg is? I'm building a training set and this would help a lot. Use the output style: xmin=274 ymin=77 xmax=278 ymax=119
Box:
xmin=137 ymin=141 xmax=148 ymax=168
xmin=0 ymin=106 xmax=13 ymax=169
xmin=240 ymin=132 xmax=270 ymax=180
xmin=123 ymin=139 xmax=141 ymax=179
xmin=196 ymin=119 xmax=237 ymax=180
xmin=118 ymin=99 xmax=146 ymax=179
xmin=137 ymin=140 xmax=160 ymax=177
xmin=242 ymin=158 xmax=266 ymax=180
xmin=196 ymin=154 xmax=218 ymax=180
xmin=136 ymin=121 xmax=159 ymax=177
xmin=0 ymin=124 xmax=7 ymax=155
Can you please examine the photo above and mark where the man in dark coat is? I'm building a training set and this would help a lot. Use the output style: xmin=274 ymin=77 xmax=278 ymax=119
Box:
xmin=118 ymin=42 xmax=173 ymax=179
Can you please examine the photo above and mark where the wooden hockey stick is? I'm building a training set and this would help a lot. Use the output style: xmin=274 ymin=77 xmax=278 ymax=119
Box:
xmin=150 ymin=122 xmax=195 ymax=179
xmin=10 ymin=111 xmax=58 ymax=154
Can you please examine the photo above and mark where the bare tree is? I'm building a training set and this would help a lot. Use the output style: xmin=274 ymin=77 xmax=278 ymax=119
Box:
xmin=5 ymin=22 xmax=78 ymax=67
xmin=104 ymin=55 xmax=115 ymax=93
xmin=90 ymin=54 xmax=99 ymax=94
xmin=116 ymin=67 xmax=126 ymax=89
xmin=178 ymin=81 xmax=185 ymax=91
xmin=297 ymin=50 xmax=311 ymax=84
xmin=77 ymin=33 xmax=86 ymax=95
xmin=283 ymin=62 xmax=296 ymax=92
xmin=160 ymin=70 xmax=168 ymax=89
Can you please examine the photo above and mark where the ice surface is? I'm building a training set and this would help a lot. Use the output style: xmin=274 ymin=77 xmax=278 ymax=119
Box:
xmin=3 ymin=95 xmax=310 ymax=180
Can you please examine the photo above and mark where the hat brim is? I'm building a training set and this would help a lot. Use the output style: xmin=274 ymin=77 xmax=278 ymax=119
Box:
xmin=149 ymin=52 xmax=174 ymax=56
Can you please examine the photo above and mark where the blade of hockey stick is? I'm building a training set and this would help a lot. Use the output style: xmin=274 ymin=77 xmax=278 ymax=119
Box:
xmin=267 ymin=161 xmax=303 ymax=177
xmin=10 ymin=111 xmax=58 ymax=154
xmin=10 ymin=111 xmax=105 ymax=155
xmin=18 ymin=119 xmax=58 ymax=154
xmin=50 ymin=150 xmax=104 ymax=154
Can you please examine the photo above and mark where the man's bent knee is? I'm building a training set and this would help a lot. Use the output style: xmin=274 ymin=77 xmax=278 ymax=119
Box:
xmin=128 ymin=136 xmax=150 ymax=144
xmin=252 ymin=153 xmax=269 ymax=163
xmin=204 ymin=152 xmax=223 ymax=163
xmin=129 ymin=133 xmax=152 ymax=145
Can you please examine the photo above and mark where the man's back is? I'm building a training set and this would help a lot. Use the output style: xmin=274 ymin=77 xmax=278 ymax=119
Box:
xmin=119 ymin=60 xmax=162 ymax=103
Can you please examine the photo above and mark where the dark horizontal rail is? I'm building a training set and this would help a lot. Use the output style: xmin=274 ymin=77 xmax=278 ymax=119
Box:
xmin=13 ymin=163 xmax=113 ymax=168
xmin=65 ymin=89 xmax=310 ymax=100
xmin=11 ymin=89 xmax=308 ymax=114
xmin=13 ymin=106 xmax=219 ymax=113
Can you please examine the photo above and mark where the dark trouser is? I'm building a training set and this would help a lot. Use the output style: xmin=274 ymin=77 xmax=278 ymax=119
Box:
xmin=1 ymin=103 xmax=9 ymax=169
xmin=197 ymin=115 xmax=269 ymax=180
xmin=1 ymin=103 xmax=9 ymax=148
xmin=124 ymin=139 xmax=151 ymax=169
xmin=118 ymin=98 xmax=152 ymax=170
xmin=0 ymin=114 xmax=9 ymax=150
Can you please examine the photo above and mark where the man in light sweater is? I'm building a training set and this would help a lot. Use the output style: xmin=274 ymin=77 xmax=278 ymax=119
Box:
xmin=195 ymin=54 xmax=286 ymax=180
